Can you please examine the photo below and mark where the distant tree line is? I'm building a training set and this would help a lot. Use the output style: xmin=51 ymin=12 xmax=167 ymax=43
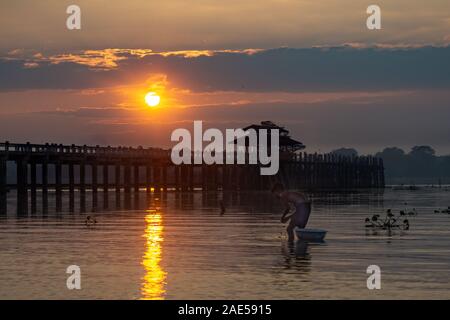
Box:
xmin=331 ymin=146 xmax=450 ymax=184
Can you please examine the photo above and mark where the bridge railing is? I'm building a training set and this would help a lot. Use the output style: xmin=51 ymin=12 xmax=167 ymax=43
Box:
xmin=289 ymin=152 xmax=383 ymax=166
xmin=1 ymin=142 xmax=383 ymax=167
xmin=0 ymin=141 xmax=170 ymax=158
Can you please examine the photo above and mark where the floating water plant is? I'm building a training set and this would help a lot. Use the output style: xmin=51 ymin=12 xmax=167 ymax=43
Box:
xmin=435 ymin=207 xmax=450 ymax=214
xmin=365 ymin=209 xmax=409 ymax=230
xmin=397 ymin=202 xmax=418 ymax=216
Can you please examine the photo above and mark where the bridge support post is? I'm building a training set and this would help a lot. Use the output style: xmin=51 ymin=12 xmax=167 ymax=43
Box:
xmin=134 ymin=165 xmax=139 ymax=193
xmin=162 ymin=166 xmax=168 ymax=191
xmin=30 ymin=162 xmax=37 ymax=214
xmin=69 ymin=163 xmax=74 ymax=212
xmin=80 ymin=162 xmax=86 ymax=212
xmin=124 ymin=163 xmax=131 ymax=208
xmin=115 ymin=164 xmax=121 ymax=208
xmin=134 ymin=164 xmax=140 ymax=205
xmin=153 ymin=166 xmax=160 ymax=193
xmin=238 ymin=166 xmax=246 ymax=191
xmin=180 ymin=165 xmax=187 ymax=192
xmin=229 ymin=165 xmax=236 ymax=191
xmin=42 ymin=162 xmax=48 ymax=213
xmin=146 ymin=165 xmax=152 ymax=193
xmin=204 ymin=165 xmax=211 ymax=191
xmin=16 ymin=158 xmax=28 ymax=215
xmin=55 ymin=162 xmax=62 ymax=212
xmin=92 ymin=163 xmax=98 ymax=212
xmin=189 ymin=165 xmax=194 ymax=191
xmin=103 ymin=164 xmax=109 ymax=209
xmin=222 ymin=165 xmax=229 ymax=191
xmin=174 ymin=166 xmax=180 ymax=191
xmin=0 ymin=157 xmax=7 ymax=215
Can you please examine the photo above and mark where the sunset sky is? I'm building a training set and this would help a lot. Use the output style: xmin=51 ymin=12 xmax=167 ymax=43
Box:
xmin=0 ymin=0 xmax=449 ymax=154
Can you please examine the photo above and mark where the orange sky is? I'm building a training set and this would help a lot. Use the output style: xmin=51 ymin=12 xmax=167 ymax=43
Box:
xmin=1 ymin=1 xmax=449 ymax=52
xmin=0 ymin=1 xmax=449 ymax=154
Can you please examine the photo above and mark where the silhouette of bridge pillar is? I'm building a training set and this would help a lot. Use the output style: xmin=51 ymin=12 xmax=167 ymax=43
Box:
xmin=0 ymin=157 xmax=7 ymax=215
xmin=189 ymin=165 xmax=194 ymax=191
xmin=186 ymin=165 xmax=191 ymax=191
xmin=30 ymin=162 xmax=37 ymax=214
xmin=174 ymin=166 xmax=180 ymax=191
xmin=222 ymin=165 xmax=230 ymax=191
xmin=124 ymin=163 xmax=131 ymax=208
xmin=227 ymin=165 xmax=234 ymax=191
xmin=55 ymin=162 xmax=62 ymax=212
xmin=79 ymin=162 xmax=86 ymax=212
xmin=212 ymin=165 xmax=219 ymax=191
xmin=162 ymin=166 xmax=168 ymax=191
xmin=239 ymin=165 xmax=248 ymax=191
xmin=180 ymin=165 xmax=187 ymax=191
xmin=153 ymin=165 xmax=161 ymax=192
xmin=42 ymin=162 xmax=48 ymax=213
xmin=115 ymin=164 xmax=121 ymax=208
xmin=201 ymin=165 xmax=207 ymax=191
xmin=103 ymin=164 xmax=109 ymax=209
xmin=134 ymin=164 xmax=140 ymax=205
xmin=92 ymin=163 xmax=98 ymax=212
xmin=69 ymin=163 xmax=75 ymax=212
xmin=16 ymin=158 xmax=28 ymax=215
xmin=146 ymin=164 xmax=152 ymax=193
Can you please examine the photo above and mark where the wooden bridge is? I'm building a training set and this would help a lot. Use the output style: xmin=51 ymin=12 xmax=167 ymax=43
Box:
xmin=0 ymin=141 xmax=384 ymax=214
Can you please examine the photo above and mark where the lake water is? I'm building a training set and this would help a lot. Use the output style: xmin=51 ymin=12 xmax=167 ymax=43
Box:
xmin=0 ymin=188 xmax=449 ymax=299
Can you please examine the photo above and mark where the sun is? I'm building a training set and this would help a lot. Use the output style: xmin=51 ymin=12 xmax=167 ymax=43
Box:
xmin=145 ymin=92 xmax=161 ymax=107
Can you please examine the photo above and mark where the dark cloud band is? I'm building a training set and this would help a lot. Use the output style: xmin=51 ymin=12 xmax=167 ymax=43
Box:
xmin=1 ymin=46 xmax=449 ymax=92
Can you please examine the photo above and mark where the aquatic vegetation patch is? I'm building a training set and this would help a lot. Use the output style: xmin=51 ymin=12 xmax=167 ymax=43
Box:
xmin=365 ymin=209 xmax=410 ymax=230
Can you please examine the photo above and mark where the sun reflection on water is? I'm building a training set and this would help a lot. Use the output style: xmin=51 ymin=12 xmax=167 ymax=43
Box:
xmin=141 ymin=209 xmax=166 ymax=300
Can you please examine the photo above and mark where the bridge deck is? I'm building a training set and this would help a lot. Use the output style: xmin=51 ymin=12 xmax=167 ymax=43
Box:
xmin=0 ymin=141 xmax=385 ymax=215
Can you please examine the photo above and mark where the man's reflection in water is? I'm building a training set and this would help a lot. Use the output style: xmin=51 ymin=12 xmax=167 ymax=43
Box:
xmin=283 ymin=239 xmax=309 ymax=257
xmin=280 ymin=240 xmax=326 ymax=273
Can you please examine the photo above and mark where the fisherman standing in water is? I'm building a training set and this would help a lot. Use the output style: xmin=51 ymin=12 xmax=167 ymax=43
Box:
xmin=272 ymin=183 xmax=312 ymax=242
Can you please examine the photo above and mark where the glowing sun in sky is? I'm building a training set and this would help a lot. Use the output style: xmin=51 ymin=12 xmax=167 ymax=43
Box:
xmin=145 ymin=92 xmax=161 ymax=107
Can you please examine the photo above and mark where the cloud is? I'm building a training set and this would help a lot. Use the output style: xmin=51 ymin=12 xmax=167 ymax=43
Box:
xmin=1 ymin=46 xmax=449 ymax=92
xmin=1 ymin=48 xmax=260 ymax=70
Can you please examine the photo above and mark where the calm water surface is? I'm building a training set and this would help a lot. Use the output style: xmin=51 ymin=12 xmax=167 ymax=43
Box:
xmin=0 ymin=188 xmax=449 ymax=299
